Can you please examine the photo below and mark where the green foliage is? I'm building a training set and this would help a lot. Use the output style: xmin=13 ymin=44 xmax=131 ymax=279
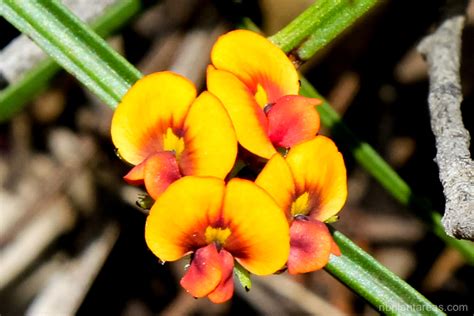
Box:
xmin=0 ymin=0 xmax=141 ymax=117
xmin=327 ymin=230 xmax=445 ymax=316
xmin=234 ymin=261 xmax=252 ymax=291
xmin=269 ymin=0 xmax=378 ymax=60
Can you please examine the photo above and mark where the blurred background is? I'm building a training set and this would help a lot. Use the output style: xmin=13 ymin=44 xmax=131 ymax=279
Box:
xmin=1 ymin=0 xmax=473 ymax=314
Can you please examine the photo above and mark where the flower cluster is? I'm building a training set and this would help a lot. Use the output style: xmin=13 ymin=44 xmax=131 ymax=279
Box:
xmin=111 ymin=30 xmax=347 ymax=303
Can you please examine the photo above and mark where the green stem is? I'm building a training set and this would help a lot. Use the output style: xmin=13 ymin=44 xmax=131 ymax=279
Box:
xmin=297 ymin=0 xmax=378 ymax=60
xmin=299 ymin=77 xmax=474 ymax=264
xmin=0 ymin=59 xmax=60 ymax=122
xmin=0 ymin=0 xmax=141 ymax=112
xmin=0 ymin=0 xmax=141 ymax=122
xmin=268 ymin=0 xmax=345 ymax=53
xmin=326 ymin=229 xmax=445 ymax=316
xmin=269 ymin=0 xmax=378 ymax=59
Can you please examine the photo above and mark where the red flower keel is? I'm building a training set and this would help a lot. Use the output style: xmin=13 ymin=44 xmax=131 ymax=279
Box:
xmin=180 ymin=244 xmax=223 ymax=298
xmin=267 ymin=95 xmax=321 ymax=149
xmin=207 ymin=249 xmax=234 ymax=303
xmin=287 ymin=218 xmax=333 ymax=274
xmin=143 ymin=152 xmax=182 ymax=200
xmin=180 ymin=243 xmax=234 ymax=303
xmin=123 ymin=161 xmax=145 ymax=185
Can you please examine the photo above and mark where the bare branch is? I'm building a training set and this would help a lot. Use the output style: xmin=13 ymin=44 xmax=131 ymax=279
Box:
xmin=418 ymin=15 xmax=474 ymax=240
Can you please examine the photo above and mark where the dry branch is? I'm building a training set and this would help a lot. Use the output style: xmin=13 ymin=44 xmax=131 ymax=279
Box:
xmin=256 ymin=275 xmax=346 ymax=316
xmin=418 ymin=15 xmax=474 ymax=240
xmin=26 ymin=223 xmax=120 ymax=316
xmin=0 ymin=197 xmax=76 ymax=289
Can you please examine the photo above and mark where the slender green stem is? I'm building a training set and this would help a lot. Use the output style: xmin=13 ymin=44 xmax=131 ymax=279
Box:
xmin=297 ymin=0 xmax=378 ymax=60
xmin=0 ymin=0 xmax=141 ymax=111
xmin=326 ymin=229 xmax=445 ymax=316
xmin=299 ymin=77 xmax=474 ymax=264
xmin=0 ymin=59 xmax=60 ymax=122
xmin=268 ymin=0 xmax=345 ymax=53
xmin=0 ymin=0 xmax=141 ymax=122
xmin=269 ymin=0 xmax=378 ymax=59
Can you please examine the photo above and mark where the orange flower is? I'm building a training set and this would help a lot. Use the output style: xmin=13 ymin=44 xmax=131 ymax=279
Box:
xmin=207 ymin=30 xmax=322 ymax=159
xmin=111 ymin=71 xmax=237 ymax=199
xmin=255 ymin=136 xmax=347 ymax=274
xmin=145 ymin=177 xmax=290 ymax=303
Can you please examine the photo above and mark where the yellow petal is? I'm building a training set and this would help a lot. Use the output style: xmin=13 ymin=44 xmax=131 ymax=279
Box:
xmin=145 ymin=177 xmax=225 ymax=262
xmin=111 ymin=71 xmax=196 ymax=165
xmin=211 ymin=30 xmax=299 ymax=103
xmin=207 ymin=66 xmax=276 ymax=159
xmin=222 ymin=178 xmax=290 ymax=275
xmin=286 ymin=136 xmax=347 ymax=221
xmin=179 ymin=92 xmax=237 ymax=179
xmin=255 ymin=153 xmax=295 ymax=217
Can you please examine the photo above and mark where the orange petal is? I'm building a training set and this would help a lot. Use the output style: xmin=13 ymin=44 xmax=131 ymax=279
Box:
xmin=207 ymin=249 xmax=235 ymax=303
xmin=287 ymin=218 xmax=332 ymax=274
xmin=207 ymin=66 xmax=276 ymax=159
xmin=143 ymin=152 xmax=182 ymax=200
xmin=286 ymin=136 xmax=347 ymax=222
xmin=210 ymin=30 xmax=299 ymax=103
xmin=179 ymin=92 xmax=237 ymax=178
xmin=180 ymin=243 xmax=223 ymax=298
xmin=255 ymin=153 xmax=295 ymax=217
xmin=222 ymin=178 xmax=290 ymax=275
xmin=123 ymin=161 xmax=145 ymax=185
xmin=267 ymin=95 xmax=321 ymax=148
xmin=145 ymin=177 xmax=225 ymax=262
xmin=330 ymin=237 xmax=341 ymax=256
xmin=111 ymin=71 xmax=196 ymax=165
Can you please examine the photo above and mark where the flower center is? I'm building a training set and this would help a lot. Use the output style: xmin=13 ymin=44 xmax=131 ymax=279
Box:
xmin=254 ymin=83 xmax=268 ymax=109
xmin=163 ymin=128 xmax=185 ymax=160
xmin=291 ymin=192 xmax=311 ymax=217
xmin=205 ymin=226 xmax=231 ymax=247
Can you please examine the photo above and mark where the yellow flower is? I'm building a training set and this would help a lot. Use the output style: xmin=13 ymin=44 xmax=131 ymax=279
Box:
xmin=207 ymin=30 xmax=322 ymax=159
xmin=145 ymin=177 xmax=290 ymax=303
xmin=256 ymin=136 xmax=347 ymax=273
xmin=111 ymin=71 xmax=237 ymax=199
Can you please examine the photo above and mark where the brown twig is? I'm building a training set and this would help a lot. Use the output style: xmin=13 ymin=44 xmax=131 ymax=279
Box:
xmin=417 ymin=13 xmax=474 ymax=240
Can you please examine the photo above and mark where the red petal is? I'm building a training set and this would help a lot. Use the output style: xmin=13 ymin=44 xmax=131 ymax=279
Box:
xmin=143 ymin=152 xmax=182 ymax=200
xmin=207 ymin=249 xmax=235 ymax=303
xmin=180 ymin=244 xmax=223 ymax=298
xmin=123 ymin=161 xmax=145 ymax=185
xmin=287 ymin=218 xmax=332 ymax=274
xmin=267 ymin=95 xmax=321 ymax=148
